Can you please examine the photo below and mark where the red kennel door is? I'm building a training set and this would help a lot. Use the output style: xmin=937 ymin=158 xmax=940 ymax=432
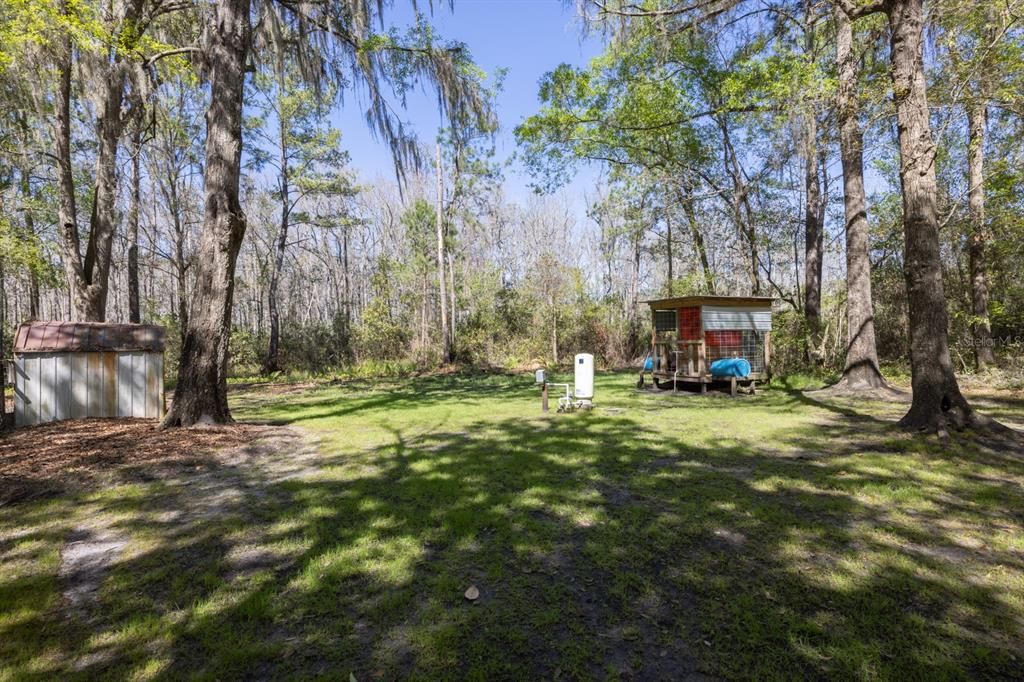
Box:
xmin=678 ymin=306 xmax=701 ymax=340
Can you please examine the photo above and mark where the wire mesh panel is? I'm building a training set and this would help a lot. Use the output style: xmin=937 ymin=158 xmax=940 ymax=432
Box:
xmin=678 ymin=306 xmax=701 ymax=340
xmin=654 ymin=310 xmax=677 ymax=333
xmin=705 ymin=330 xmax=766 ymax=373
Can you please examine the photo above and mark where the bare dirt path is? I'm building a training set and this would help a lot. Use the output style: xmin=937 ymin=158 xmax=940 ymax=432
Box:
xmin=1 ymin=418 xmax=325 ymax=620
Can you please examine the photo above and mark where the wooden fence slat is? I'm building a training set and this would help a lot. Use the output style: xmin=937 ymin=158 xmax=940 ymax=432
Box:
xmin=39 ymin=354 xmax=55 ymax=423
xmin=131 ymin=353 xmax=146 ymax=418
xmin=117 ymin=353 xmax=132 ymax=418
xmin=153 ymin=354 xmax=164 ymax=418
xmin=54 ymin=354 xmax=72 ymax=421
xmin=71 ymin=354 xmax=89 ymax=419
xmin=36 ymin=356 xmax=44 ymax=422
xmin=102 ymin=352 xmax=117 ymax=418
xmin=14 ymin=357 xmax=28 ymax=427
xmin=87 ymin=353 xmax=101 ymax=417
xmin=144 ymin=354 xmax=158 ymax=418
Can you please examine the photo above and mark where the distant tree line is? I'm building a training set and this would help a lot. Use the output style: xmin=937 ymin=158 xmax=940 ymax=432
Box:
xmin=517 ymin=0 xmax=1024 ymax=433
xmin=1 ymin=0 xmax=1023 ymax=435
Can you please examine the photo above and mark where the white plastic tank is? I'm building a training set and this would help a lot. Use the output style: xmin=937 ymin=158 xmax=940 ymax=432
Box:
xmin=574 ymin=353 xmax=594 ymax=400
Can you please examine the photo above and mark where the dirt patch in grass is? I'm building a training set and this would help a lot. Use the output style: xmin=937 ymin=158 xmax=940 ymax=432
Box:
xmin=806 ymin=383 xmax=910 ymax=402
xmin=59 ymin=525 xmax=128 ymax=614
xmin=0 ymin=419 xmax=269 ymax=506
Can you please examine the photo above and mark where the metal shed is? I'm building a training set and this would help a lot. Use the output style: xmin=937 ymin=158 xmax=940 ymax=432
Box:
xmin=642 ymin=295 xmax=774 ymax=392
xmin=11 ymin=321 xmax=166 ymax=427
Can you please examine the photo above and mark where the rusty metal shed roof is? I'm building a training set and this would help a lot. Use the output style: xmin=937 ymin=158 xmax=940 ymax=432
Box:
xmin=13 ymin=321 xmax=166 ymax=354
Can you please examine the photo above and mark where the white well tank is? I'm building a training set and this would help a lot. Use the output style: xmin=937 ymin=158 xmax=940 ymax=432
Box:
xmin=574 ymin=353 xmax=594 ymax=400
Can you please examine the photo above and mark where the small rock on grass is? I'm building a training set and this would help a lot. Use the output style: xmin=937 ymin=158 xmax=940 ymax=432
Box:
xmin=464 ymin=585 xmax=480 ymax=601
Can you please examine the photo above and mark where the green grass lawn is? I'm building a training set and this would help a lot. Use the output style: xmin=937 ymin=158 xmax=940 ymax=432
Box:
xmin=2 ymin=372 xmax=1024 ymax=680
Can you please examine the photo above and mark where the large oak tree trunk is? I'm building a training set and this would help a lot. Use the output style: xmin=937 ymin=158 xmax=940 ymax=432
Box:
xmin=665 ymin=203 xmax=673 ymax=293
xmin=448 ymin=249 xmax=456 ymax=352
xmin=164 ymin=0 xmax=251 ymax=427
xmin=0 ymin=255 xmax=6 ymax=422
xmin=420 ymin=275 xmax=427 ymax=350
xmin=19 ymin=162 xmax=41 ymax=319
xmin=802 ymin=4 xmax=824 ymax=359
xmin=887 ymin=0 xmax=974 ymax=431
xmin=835 ymin=7 xmax=886 ymax=389
xmin=435 ymin=144 xmax=451 ymax=363
xmin=341 ymin=225 xmax=351 ymax=328
xmin=53 ymin=0 xmax=145 ymax=322
xmin=163 ymin=178 xmax=190 ymax=342
xmin=128 ymin=127 xmax=142 ymax=324
xmin=54 ymin=16 xmax=81 ymax=314
xmin=803 ymin=111 xmax=824 ymax=357
xmin=53 ymin=0 xmax=147 ymax=319
xmin=265 ymin=220 xmax=287 ymax=373
xmin=78 ymin=76 xmax=128 ymax=321
xmin=551 ymin=305 xmax=559 ymax=365
xmin=967 ymin=100 xmax=995 ymax=370
xmin=630 ymin=227 xmax=642 ymax=357
xmin=265 ymin=108 xmax=290 ymax=374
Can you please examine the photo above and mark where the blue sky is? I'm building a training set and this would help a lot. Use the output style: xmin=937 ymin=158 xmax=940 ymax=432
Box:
xmin=331 ymin=0 xmax=603 ymax=204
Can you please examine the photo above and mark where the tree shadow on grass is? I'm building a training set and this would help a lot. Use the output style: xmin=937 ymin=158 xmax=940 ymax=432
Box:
xmin=2 ymin=387 xmax=1023 ymax=679
xmin=231 ymin=372 xmax=536 ymax=425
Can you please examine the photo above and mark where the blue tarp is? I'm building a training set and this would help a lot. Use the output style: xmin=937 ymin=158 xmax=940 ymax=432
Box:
xmin=643 ymin=356 xmax=654 ymax=372
xmin=710 ymin=358 xmax=751 ymax=378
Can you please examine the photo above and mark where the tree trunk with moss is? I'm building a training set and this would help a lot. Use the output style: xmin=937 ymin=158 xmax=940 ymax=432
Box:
xmin=803 ymin=111 xmax=824 ymax=359
xmin=835 ymin=6 xmax=886 ymax=389
xmin=164 ymin=0 xmax=251 ymax=426
xmin=265 ymin=97 xmax=290 ymax=374
xmin=886 ymin=0 xmax=974 ymax=431
xmin=967 ymin=99 xmax=995 ymax=370
xmin=53 ymin=0 xmax=145 ymax=322
xmin=128 ymin=126 xmax=142 ymax=324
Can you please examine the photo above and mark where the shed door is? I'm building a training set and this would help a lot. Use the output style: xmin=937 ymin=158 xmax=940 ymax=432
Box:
xmin=116 ymin=352 xmax=161 ymax=419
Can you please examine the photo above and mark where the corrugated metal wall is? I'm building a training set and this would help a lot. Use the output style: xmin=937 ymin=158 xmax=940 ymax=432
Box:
xmin=13 ymin=351 xmax=164 ymax=427
xmin=701 ymin=306 xmax=773 ymax=332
